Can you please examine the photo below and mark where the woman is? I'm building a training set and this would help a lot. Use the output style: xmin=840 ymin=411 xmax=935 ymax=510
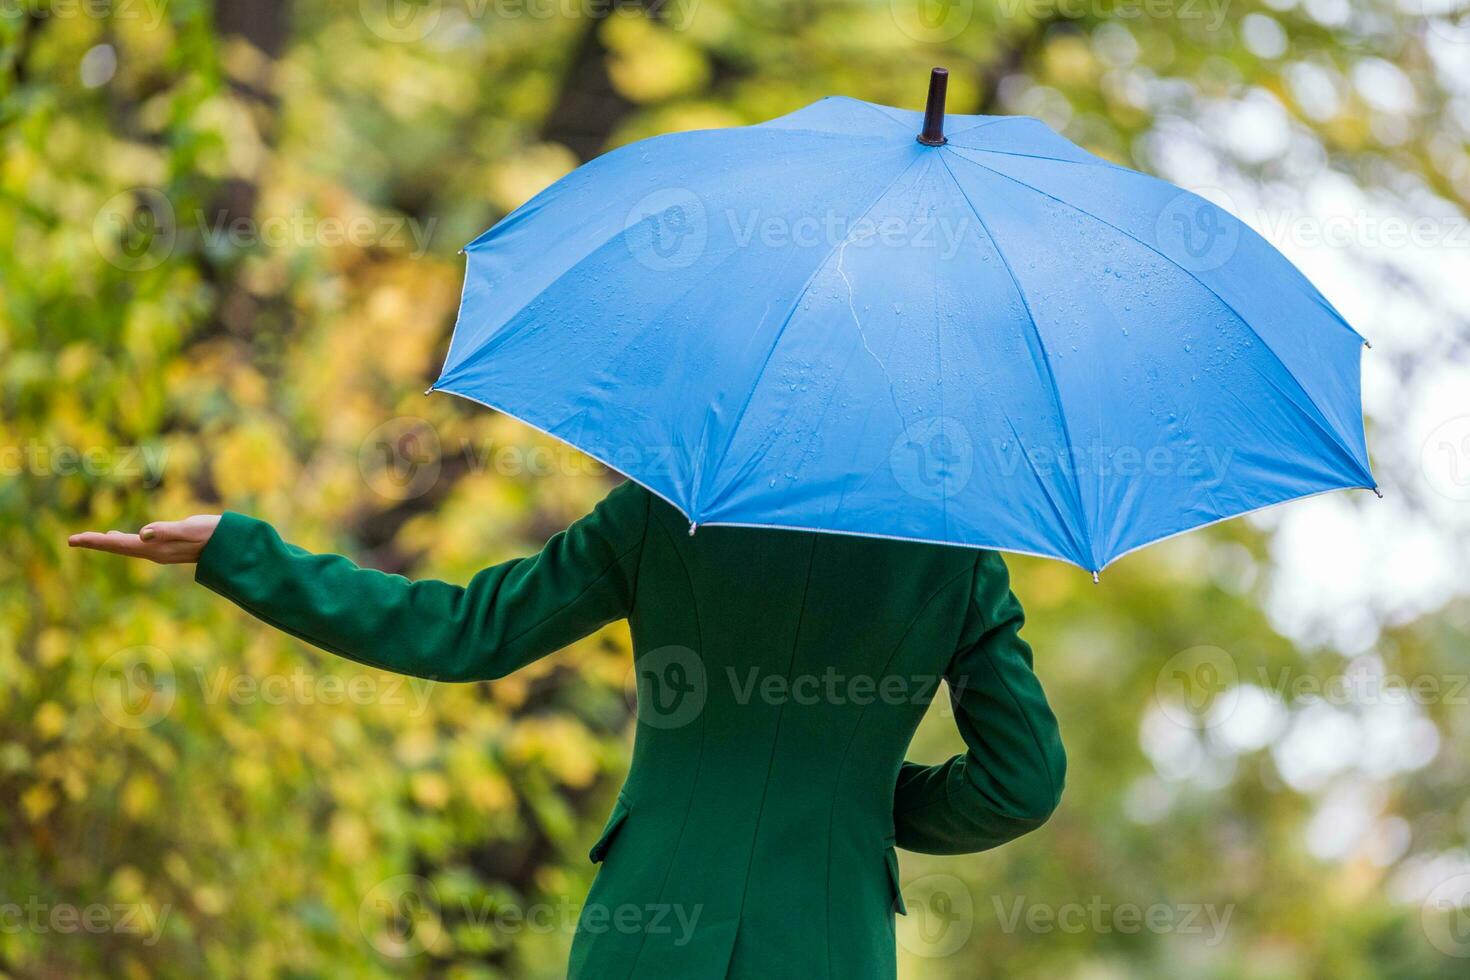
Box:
xmin=70 ymin=478 xmax=1065 ymax=979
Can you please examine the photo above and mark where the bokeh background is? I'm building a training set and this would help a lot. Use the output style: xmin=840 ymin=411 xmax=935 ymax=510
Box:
xmin=4 ymin=0 xmax=1470 ymax=976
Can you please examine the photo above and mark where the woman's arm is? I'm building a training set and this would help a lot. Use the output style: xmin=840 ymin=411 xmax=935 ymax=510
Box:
xmin=70 ymin=481 xmax=650 ymax=682
xmin=892 ymin=551 xmax=1066 ymax=854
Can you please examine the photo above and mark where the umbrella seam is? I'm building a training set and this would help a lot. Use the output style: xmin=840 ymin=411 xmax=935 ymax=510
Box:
xmin=940 ymin=144 xmax=1129 ymax=173
xmin=829 ymin=95 xmax=916 ymax=135
xmin=447 ymin=138 xmax=911 ymax=374
xmin=946 ymin=145 xmax=1364 ymax=341
xmin=947 ymin=149 xmax=1370 ymax=478
xmin=695 ymin=151 xmax=930 ymax=520
xmin=937 ymin=150 xmax=1097 ymax=567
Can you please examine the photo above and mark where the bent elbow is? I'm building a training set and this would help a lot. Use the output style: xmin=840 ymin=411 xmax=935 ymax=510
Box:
xmin=1016 ymin=758 xmax=1066 ymax=826
xmin=965 ymin=750 xmax=1065 ymax=829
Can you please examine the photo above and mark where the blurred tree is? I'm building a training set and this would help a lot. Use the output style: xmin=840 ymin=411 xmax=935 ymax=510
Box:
xmin=0 ymin=0 xmax=1466 ymax=977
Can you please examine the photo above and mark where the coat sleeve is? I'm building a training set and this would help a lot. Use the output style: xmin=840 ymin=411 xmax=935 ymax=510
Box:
xmin=891 ymin=551 xmax=1066 ymax=854
xmin=194 ymin=481 xmax=650 ymax=682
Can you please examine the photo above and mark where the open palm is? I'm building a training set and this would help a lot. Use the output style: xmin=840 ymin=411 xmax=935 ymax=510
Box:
xmin=68 ymin=515 xmax=221 ymax=565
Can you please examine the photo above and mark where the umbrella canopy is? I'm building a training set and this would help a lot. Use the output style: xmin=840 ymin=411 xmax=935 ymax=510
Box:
xmin=432 ymin=69 xmax=1375 ymax=575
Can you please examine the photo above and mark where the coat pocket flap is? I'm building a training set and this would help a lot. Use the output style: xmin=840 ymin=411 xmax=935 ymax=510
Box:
xmin=589 ymin=796 xmax=631 ymax=864
xmin=884 ymin=845 xmax=907 ymax=916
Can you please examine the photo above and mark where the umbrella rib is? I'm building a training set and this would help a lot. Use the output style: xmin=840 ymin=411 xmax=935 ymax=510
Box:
xmin=695 ymin=151 xmax=929 ymax=521
xmin=947 ymin=151 xmax=1370 ymax=480
xmin=937 ymin=150 xmax=1096 ymax=567
xmin=830 ymin=96 xmax=917 ymax=135
xmin=941 ymin=144 xmax=1129 ymax=173
xmin=449 ymin=140 xmax=913 ymax=375
xmin=944 ymin=116 xmax=1010 ymax=139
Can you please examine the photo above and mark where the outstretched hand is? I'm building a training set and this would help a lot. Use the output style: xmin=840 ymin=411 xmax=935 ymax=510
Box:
xmin=68 ymin=515 xmax=221 ymax=565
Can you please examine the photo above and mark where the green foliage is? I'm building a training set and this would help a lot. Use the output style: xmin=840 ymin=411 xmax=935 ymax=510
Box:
xmin=2 ymin=0 xmax=1465 ymax=976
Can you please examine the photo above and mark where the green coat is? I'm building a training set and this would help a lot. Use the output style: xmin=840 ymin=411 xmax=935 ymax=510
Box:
xmin=196 ymin=480 xmax=1065 ymax=979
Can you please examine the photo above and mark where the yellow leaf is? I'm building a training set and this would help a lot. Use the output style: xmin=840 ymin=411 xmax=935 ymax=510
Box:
xmin=34 ymin=701 xmax=67 ymax=740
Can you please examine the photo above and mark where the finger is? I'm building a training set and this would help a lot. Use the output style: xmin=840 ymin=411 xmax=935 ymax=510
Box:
xmin=68 ymin=531 xmax=151 ymax=558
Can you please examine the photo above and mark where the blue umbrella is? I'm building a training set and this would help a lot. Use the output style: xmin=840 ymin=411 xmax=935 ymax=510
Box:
xmin=431 ymin=68 xmax=1375 ymax=576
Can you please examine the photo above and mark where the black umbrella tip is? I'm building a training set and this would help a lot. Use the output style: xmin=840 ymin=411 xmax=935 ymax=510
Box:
xmin=917 ymin=67 xmax=949 ymax=146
